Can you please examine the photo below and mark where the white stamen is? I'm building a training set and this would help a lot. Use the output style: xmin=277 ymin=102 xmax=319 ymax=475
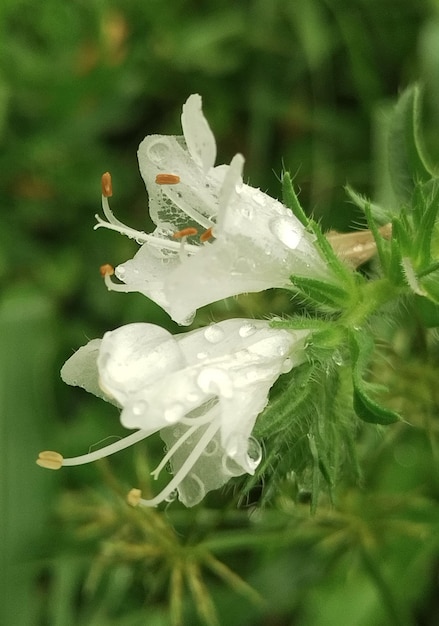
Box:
xmin=61 ymin=429 xmax=153 ymax=466
xmin=162 ymin=187 xmax=214 ymax=230
xmin=137 ymin=421 xmax=219 ymax=507
xmin=150 ymin=422 xmax=202 ymax=480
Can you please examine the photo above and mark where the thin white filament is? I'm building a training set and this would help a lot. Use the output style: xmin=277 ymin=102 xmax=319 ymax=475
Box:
xmin=61 ymin=429 xmax=153 ymax=466
xmin=138 ymin=421 xmax=219 ymax=507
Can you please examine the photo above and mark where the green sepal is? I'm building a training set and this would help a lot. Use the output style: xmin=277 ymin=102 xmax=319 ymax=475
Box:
xmin=282 ymin=171 xmax=309 ymax=227
xmin=345 ymin=185 xmax=390 ymax=225
xmin=413 ymin=295 xmax=439 ymax=327
xmin=309 ymin=219 xmax=357 ymax=286
xmin=415 ymin=180 xmax=439 ymax=267
xmin=387 ymin=218 xmax=406 ymax=285
xmin=291 ymin=275 xmax=350 ymax=310
xmin=349 ymin=328 xmax=401 ymax=425
xmin=420 ymin=271 xmax=439 ymax=305
xmin=388 ymin=84 xmax=434 ymax=204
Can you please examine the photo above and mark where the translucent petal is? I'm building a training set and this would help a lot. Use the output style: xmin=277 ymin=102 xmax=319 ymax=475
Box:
xmin=181 ymin=93 xmax=216 ymax=172
xmin=60 ymin=338 xmax=116 ymax=404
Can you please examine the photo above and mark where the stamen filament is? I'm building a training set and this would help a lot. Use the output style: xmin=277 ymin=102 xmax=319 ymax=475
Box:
xmin=151 ymin=423 xmax=202 ymax=480
xmin=137 ymin=421 xmax=219 ymax=507
xmin=60 ymin=429 xmax=154 ymax=466
xmin=94 ymin=214 xmax=199 ymax=253
xmin=162 ymin=187 xmax=213 ymax=230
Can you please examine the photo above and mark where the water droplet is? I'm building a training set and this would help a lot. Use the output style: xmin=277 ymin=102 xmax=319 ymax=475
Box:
xmin=246 ymin=436 xmax=262 ymax=471
xmin=197 ymin=351 xmax=208 ymax=360
xmin=116 ymin=265 xmax=125 ymax=278
xmin=202 ymin=438 xmax=219 ymax=457
xmin=204 ymin=325 xmax=225 ymax=343
xmin=197 ymin=368 xmax=234 ymax=398
xmin=147 ymin=140 xmax=169 ymax=164
xmin=165 ymin=489 xmax=178 ymax=503
xmin=164 ymin=403 xmax=185 ymax=423
xmin=281 ymin=357 xmax=293 ymax=373
xmin=239 ymin=322 xmax=257 ymax=338
xmin=184 ymin=473 xmax=206 ymax=502
xmin=132 ymin=401 xmax=146 ymax=416
xmin=269 ymin=216 xmax=302 ymax=250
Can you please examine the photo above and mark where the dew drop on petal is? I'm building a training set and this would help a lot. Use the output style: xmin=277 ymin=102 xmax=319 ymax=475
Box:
xmin=116 ymin=265 xmax=126 ymax=278
xmin=238 ymin=322 xmax=257 ymax=338
xmin=281 ymin=357 xmax=293 ymax=373
xmin=269 ymin=216 xmax=302 ymax=250
xmin=197 ymin=367 xmax=234 ymax=398
xmin=132 ymin=401 xmax=147 ymax=416
xmin=147 ymin=140 xmax=169 ymax=165
xmin=204 ymin=324 xmax=225 ymax=343
xmin=202 ymin=438 xmax=219 ymax=457
xmin=246 ymin=436 xmax=262 ymax=471
xmin=164 ymin=403 xmax=186 ymax=423
xmin=165 ymin=489 xmax=178 ymax=503
xmin=197 ymin=351 xmax=208 ymax=360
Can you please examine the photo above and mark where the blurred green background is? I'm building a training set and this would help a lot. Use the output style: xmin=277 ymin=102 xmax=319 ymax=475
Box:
xmin=1 ymin=1 xmax=439 ymax=624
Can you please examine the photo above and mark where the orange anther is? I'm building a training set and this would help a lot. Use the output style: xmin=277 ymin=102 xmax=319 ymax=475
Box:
xmin=155 ymin=173 xmax=181 ymax=185
xmin=200 ymin=227 xmax=214 ymax=243
xmin=101 ymin=172 xmax=113 ymax=197
xmin=99 ymin=263 xmax=115 ymax=276
xmin=173 ymin=227 xmax=198 ymax=239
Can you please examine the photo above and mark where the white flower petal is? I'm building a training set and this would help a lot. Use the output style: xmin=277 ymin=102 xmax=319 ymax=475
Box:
xmin=96 ymin=95 xmax=335 ymax=325
xmin=98 ymin=323 xmax=184 ymax=406
xmin=61 ymin=338 xmax=114 ymax=403
xmin=181 ymin=93 xmax=216 ymax=172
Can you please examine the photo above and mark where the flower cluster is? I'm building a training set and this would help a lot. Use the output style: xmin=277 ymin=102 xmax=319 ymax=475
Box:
xmin=37 ymin=95 xmax=341 ymax=507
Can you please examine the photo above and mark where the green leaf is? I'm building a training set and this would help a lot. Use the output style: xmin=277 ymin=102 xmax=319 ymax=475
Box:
xmin=281 ymin=171 xmax=309 ymax=227
xmin=291 ymin=275 xmax=349 ymax=310
xmin=349 ymin=329 xmax=401 ymax=425
xmin=388 ymin=84 xmax=434 ymax=204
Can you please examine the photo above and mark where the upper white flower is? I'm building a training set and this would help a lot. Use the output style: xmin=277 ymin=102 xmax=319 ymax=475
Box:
xmin=37 ymin=319 xmax=309 ymax=507
xmin=96 ymin=94 xmax=332 ymax=325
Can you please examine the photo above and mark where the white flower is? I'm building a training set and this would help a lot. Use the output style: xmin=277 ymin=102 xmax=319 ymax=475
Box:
xmin=96 ymin=94 xmax=332 ymax=325
xmin=37 ymin=319 xmax=309 ymax=507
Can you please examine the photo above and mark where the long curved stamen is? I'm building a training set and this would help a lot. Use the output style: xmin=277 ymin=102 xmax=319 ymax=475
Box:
xmin=94 ymin=214 xmax=199 ymax=253
xmin=150 ymin=422 xmax=202 ymax=480
xmin=36 ymin=429 xmax=153 ymax=469
xmin=135 ymin=421 xmax=219 ymax=507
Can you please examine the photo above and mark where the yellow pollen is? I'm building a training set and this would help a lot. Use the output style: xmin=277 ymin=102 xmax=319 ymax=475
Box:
xmin=36 ymin=450 xmax=64 ymax=470
xmin=127 ymin=488 xmax=142 ymax=507
xmin=155 ymin=173 xmax=180 ymax=185
xmin=101 ymin=172 xmax=113 ymax=197
xmin=172 ymin=227 xmax=198 ymax=239
xmin=200 ymin=226 xmax=214 ymax=242
xmin=99 ymin=263 xmax=115 ymax=277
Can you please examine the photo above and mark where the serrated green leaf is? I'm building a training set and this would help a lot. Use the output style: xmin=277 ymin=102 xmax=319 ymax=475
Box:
xmin=388 ymin=84 xmax=434 ymax=204
xmin=349 ymin=329 xmax=401 ymax=425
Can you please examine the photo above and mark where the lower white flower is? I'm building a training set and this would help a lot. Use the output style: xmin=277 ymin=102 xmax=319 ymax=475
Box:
xmin=37 ymin=319 xmax=309 ymax=507
xmin=96 ymin=94 xmax=333 ymax=325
